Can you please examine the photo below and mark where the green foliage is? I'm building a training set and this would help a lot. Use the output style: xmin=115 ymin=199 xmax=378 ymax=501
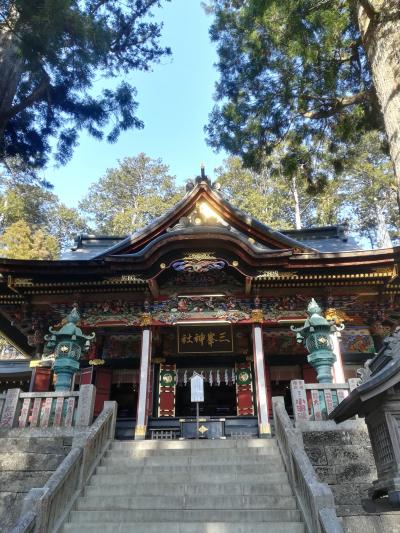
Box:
xmin=205 ymin=0 xmax=381 ymax=174
xmin=334 ymin=132 xmax=398 ymax=247
xmin=215 ymin=154 xmax=313 ymax=229
xmin=0 ymin=220 xmax=59 ymax=259
xmin=0 ymin=165 xmax=89 ymax=250
xmin=79 ymin=152 xmax=183 ymax=234
xmin=0 ymin=0 xmax=171 ymax=168
xmin=216 ymin=131 xmax=398 ymax=248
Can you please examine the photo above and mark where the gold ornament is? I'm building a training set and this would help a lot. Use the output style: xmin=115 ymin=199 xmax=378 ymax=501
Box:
xmin=89 ymin=358 xmax=105 ymax=366
xmin=139 ymin=313 xmax=152 ymax=327
xmin=259 ymin=423 xmax=271 ymax=435
xmin=324 ymin=308 xmax=352 ymax=326
xmin=134 ymin=425 xmax=146 ymax=437
xmin=251 ymin=309 xmax=264 ymax=323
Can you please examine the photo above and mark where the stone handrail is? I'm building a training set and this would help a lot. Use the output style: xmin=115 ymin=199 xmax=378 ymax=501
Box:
xmin=290 ymin=379 xmax=360 ymax=424
xmin=0 ymin=385 xmax=95 ymax=429
xmin=0 ymin=392 xmax=6 ymax=419
xmin=272 ymin=396 xmax=343 ymax=533
xmin=10 ymin=400 xmax=117 ymax=533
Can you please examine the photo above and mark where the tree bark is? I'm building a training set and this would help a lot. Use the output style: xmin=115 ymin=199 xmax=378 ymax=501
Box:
xmin=375 ymin=201 xmax=392 ymax=248
xmin=0 ymin=27 xmax=24 ymax=140
xmin=291 ymin=176 xmax=302 ymax=229
xmin=357 ymin=1 xmax=400 ymax=214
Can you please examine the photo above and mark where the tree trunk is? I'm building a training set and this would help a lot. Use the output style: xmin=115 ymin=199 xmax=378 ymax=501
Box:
xmin=0 ymin=27 xmax=24 ymax=140
xmin=357 ymin=1 xmax=400 ymax=214
xmin=291 ymin=176 xmax=302 ymax=229
xmin=375 ymin=201 xmax=392 ymax=248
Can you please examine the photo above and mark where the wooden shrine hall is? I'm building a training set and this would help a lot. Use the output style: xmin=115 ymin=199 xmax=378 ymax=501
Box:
xmin=0 ymin=170 xmax=399 ymax=439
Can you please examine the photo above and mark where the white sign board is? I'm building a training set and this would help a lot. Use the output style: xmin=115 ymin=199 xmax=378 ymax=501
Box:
xmin=190 ymin=373 xmax=205 ymax=402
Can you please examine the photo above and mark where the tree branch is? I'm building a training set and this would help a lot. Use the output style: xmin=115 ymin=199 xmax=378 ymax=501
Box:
xmin=302 ymin=90 xmax=372 ymax=119
xmin=357 ymin=0 xmax=379 ymax=21
xmin=0 ymin=70 xmax=50 ymax=120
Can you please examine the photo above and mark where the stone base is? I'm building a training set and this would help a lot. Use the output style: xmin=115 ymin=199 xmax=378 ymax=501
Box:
xmin=343 ymin=513 xmax=400 ymax=533
xmin=369 ymin=475 xmax=400 ymax=503
xmin=388 ymin=491 xmax=400 ymax=506
xmin=134 ymin=425 xmax=147 ymax=440
xmin=0 ymin=434 xmax=69 ymax=531
xmin=259 ymin=423 xmax=272 ymax=438
xmin=301 ymin=420 xmax=377 ymax=516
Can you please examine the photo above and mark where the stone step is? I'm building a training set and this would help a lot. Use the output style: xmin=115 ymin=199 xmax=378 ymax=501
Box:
xmin=85 ymin=481 xmax=294 ymax=497
xmin=96 ymin=462 xmax=285 ymax=475
xmin=76 ymin=494 xmax=298 ymax=511
xmin=107 ymin=444 xmax=279 ymax=458
xmin=62 ymin=521 xmax=305 ymax=533
xmin=68 ymin=509 xmax=302 ymax=523
xmin=61 ymin=522 xmax=305 ymax=533
xmin=102 ymin=453 xmax=283 ymax=467
xmin=112 ymin=439 xmax=275 ymax=450
xmin=91 ymin=471 xmax=289 ymax=484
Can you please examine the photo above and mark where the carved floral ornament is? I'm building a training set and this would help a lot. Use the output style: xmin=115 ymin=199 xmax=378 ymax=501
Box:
xmin=139 ymin=313 xmax=152 ymax=327
xmin=171 ymin=259 xmax=226 ymax=273
xmin=324 ymin=308 xmax=352 ymax=326
xmin=22 ymin=295 xmax=378 ymax=333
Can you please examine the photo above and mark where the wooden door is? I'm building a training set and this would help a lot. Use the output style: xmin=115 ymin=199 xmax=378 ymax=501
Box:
xmin=93 ymin=367 xmax=113 ymax=417
xmin=302 ymin=364 xmax=317 ymax=383
xmin=80 ymin=366 xmax=94 ymax=385
xmin=30 ymin=367 xmax=52 ymax=392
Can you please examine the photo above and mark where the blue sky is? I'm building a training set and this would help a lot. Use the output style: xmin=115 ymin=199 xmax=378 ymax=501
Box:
xmin=45 ymin=0 xmax=226 ymax=208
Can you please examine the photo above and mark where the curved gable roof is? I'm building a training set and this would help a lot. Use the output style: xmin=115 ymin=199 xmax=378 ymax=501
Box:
xmin=92 ymin=179 xmax=316 ymax=259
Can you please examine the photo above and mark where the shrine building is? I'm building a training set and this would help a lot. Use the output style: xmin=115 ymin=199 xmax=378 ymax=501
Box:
xmin=0 ymin=170 xmax=398 ymax=439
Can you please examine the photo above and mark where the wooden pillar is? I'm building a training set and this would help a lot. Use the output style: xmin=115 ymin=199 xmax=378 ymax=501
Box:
xmin=252 ymin=324 xmax=271 ymax=437
xmin=135 ymin=327 xmax=152 ymax=440
xmin=331 ymin=333 xmax=345 ymax=384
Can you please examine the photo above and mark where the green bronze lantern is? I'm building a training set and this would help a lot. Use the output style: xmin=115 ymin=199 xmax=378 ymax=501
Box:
xmin=291 ymin=298 xmax=343 ymax=383
xmin=44 ymin=306 xmax=95 ymax=391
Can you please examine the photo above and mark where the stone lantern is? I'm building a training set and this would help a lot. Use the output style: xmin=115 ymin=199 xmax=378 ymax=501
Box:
xmin=330 ymin=328 xmax=400 ymax=505
xmin=44 ymin=306 xmax=95 ymax=391
xmin=291 ymin=298 xmax=344 ymax=383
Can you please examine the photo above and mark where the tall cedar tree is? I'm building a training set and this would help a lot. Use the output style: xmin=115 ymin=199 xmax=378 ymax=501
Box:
xmin=205 ymin=1 xmax=400 ymax=211
xmin=79 ymin=153 xmax=182 ymax=234
xmin=216 ymin=132 xmax=397 ymax=249
xmin=0 ymin=0 xmax=170 ymax=168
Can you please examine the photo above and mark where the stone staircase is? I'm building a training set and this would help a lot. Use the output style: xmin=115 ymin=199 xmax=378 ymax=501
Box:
xmin=61 ymin=438 xmax=305 ymax=533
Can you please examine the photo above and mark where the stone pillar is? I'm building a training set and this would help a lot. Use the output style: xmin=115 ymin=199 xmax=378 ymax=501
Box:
xmin=135 ymin=326 xmax=152 ymax=440
xmin=252 ymin=324 xmax=271 ymax=437
xmin=331 ymin=332 xmax=345 ymax=384
xmin=0 ymin=388 xmax=21 ymax=428
xmin=75 ymin=384 xmax=96 ymax=426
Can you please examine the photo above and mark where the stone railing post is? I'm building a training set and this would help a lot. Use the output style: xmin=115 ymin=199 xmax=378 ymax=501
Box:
xmin=75 ymin=384 xmax=96 ymax=426
xmin=290 ymin=380 xmax=309 ymax=423
xmin=0 ymin=388 xmax=21 ymax=428
xmin=104 ymin=400 xmax=117 ymax=439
